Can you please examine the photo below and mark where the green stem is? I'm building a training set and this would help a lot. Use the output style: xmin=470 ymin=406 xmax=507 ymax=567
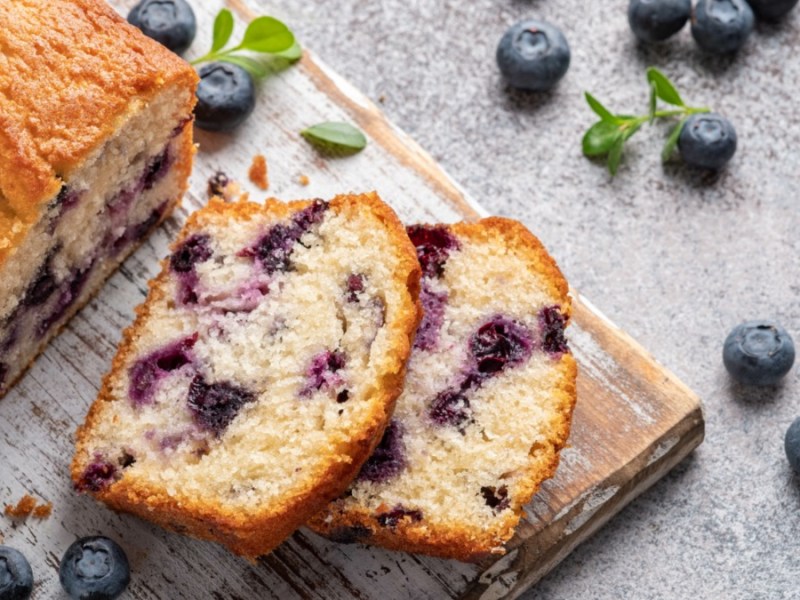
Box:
xmin=190 ymin=45 xmax=246 ymax=66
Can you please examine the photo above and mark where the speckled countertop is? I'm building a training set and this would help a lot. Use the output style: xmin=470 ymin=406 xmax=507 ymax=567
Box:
xmin=272 ymin=1 xmax=800 ymax=598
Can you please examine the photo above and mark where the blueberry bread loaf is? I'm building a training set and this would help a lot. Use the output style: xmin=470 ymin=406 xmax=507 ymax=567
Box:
xmin=72 ymin=192 xmax=422 ymax=559
xmin=309 ymin=219 xmax=577 ymax=561
xmin=0 ymin=0 xmax=198 ymax=397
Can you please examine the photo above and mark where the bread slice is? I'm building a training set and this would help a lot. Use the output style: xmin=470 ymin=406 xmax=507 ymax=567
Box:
xmin=71 ymin=192 xmax=421 ymax=559
xmin=308 ymin=218 xmax=577 ymax=561
xmin=0 ymin=0 xmax=198 ymax=397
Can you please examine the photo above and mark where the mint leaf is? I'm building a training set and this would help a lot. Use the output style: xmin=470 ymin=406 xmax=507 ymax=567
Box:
xmin=301 ymin=122 xmax=367 ymax=154
xmin=211 ymin=9 xmax=234 ymax=53
xmin=275 ymin=41 xmax=303 ymax=62
xmin=241 ymin=16 xmax=294 ymax=53
xmin=662 ymin=118 xmax=687 ymax=162
xmin=607 ymin=136 xmax=625 ymax=176
xmin=582 ymin=121 xmax=622 ymax=157
xmin=585 ymin=92 xmax=615 ymax=123
xmin=221 ymin=55 xmax=268 ymax=78
xmin=647 ymin=67 xmax=684 ymax=107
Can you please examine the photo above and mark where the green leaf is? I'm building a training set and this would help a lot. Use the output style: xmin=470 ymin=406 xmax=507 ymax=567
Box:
xmin=646 ymin=67 xmax=684 ymax=107
xmin=220 ymin=55 xmax=268 ymax=78
xmin=585 ymin=92 xmax=615 ymax=122
xmin=607 ymin=136 xmax=625 ymax=176
xmin=582 ymin=121 xmax=622 ymax=157
xmin=662 ymin=117 xmax=688 ymax=162
xmin=211 ymin=9 xmax=235 ymax=52
xmin=241 ymin=16 xmax=295 ymax=53
xmin=275 ymin=41 xmax=303 ymax=62
xmin=301 ymin=122 xmax=367 ymax=154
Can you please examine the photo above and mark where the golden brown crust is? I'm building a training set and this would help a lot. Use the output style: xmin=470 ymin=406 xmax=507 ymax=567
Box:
xmin=72 ymin=191 xmax=422 ymax=560
xmin=0 ymin=0 xmax=198 ymax=267
xmin=308 ymin=217 xmax=578 ymax=562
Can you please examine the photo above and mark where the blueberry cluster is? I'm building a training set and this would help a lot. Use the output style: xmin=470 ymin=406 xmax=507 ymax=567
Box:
xmin=721 ymin=321 xmax=800 ymax=476
xmin=629 ymin=0 xmax=798 ymax=53
xmin=0 ymin=537 xmax=131 ymax=600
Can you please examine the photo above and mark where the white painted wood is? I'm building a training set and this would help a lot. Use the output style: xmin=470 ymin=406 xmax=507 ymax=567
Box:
xmin=0 ymin=1 xmax=703 ymax=598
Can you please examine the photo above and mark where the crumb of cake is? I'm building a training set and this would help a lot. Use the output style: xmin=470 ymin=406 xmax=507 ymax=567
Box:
xmin=207 ymin=171 xmax=241 ymax=201
xmin=298 ymin=174 xmax=310 ymax=186
xmin=4 ymin=495 xmax=37 ymax=518
xmin=207 ymin=171 xmax=230 ymax=197
xmin=378 ymin=94 xmax=386 ymax=103
xmin=32 ymin=503 xmax=53 ymax=519
xmin=248 ymin=155 xmax=269 ymax=190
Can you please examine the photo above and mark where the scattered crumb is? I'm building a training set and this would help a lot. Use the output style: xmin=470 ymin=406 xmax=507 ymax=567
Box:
xmin=378 ymin=94 xmax=386 ymax=104
xmin=32 ymin=503 xmax=53 ymax=519
xmin=4 ymin=495 xmax=37 ymax=518
xmin=4 ymin=495 xmax=52 ymax=520
xmin=298 ymin=174 xmax=310 ymax=186
xmin=207 ymin=171 xmax=242 ymax=202
xmin=207 ymin=170 xmax=230 ymax=197
xmin=248 ymin=154 xmax=269 ymax=191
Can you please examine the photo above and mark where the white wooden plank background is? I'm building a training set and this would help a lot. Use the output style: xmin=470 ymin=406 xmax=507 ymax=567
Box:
xmin=0 ymin=1 xmax=703 ymax=598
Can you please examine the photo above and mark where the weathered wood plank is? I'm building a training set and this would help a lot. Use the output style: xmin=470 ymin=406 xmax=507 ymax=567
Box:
xmin=0 ymin=1 xmax=704 ymax=598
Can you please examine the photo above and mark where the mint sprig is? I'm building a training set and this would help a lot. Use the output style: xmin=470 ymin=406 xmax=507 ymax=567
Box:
xmin=582 ymin=67 xmax=710 ymax=176
xmin=190 ymin=9 xmax=301 ymax=77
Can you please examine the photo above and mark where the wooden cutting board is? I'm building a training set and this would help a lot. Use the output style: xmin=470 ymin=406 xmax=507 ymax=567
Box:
xmin=0 ymin=1 xmax=704 ymax=598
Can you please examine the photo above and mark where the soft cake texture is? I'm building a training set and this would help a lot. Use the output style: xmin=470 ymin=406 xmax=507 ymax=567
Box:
xmin=0 ymin=0 xmax=198 ymax=397
xmin=72 ymin=193 xmax=422 ymax=559
xmin=309 ymin=218 xmax=577 ymax=561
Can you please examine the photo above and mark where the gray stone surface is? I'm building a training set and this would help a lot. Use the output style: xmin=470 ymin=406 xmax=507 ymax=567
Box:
xmin=273 ymin=0 xmax=800 ymax=598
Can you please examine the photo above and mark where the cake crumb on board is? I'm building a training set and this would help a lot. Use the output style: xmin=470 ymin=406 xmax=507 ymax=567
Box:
xmin=298 ymin=174 xmax=310 ymax=186
xmin=4 ymin=494 xmax=51 ymax=519
xmin=249 ymin=154 xmax=269 ymax=190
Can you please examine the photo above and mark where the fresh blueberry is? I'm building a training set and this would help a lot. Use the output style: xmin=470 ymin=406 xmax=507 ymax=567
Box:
xmin=678 ymin=113 xmax=737 ymax=170
xmin=723 ymin=321 xmax=795 ymax=386
xmin=195 ymin=63 xmax=256 ymax=133
xmin=746 ymin=0 xmax=799 ymax=20
xmin=628 ymin=0 xmax=692 ymax=42
xmin=0 ymin=546 xmax=33 ymax=600
xmin=691 ymin=0 xmax=754 ymax=54
xmin=127 ymin=0 xmax=197 ymax=55
xmin=785 ymin=417 xmax=800 ymax=473
xmin=59 ymin=537 xmax=130 ymax=600
xmin=496 ymin=19 xmax=571 ymax=92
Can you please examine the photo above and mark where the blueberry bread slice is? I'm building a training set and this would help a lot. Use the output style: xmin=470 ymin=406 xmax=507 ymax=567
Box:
xmin=72 ymin=192 xmax=422 ymax=559
xmin=309 ymin=219 xmax=577 ymax=561
xmin=0 ymin=0 xmax=198 ymax=397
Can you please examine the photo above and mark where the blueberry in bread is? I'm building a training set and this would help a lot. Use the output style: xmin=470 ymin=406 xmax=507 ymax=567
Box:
xmin=309 ymin=218 xmax=577 ymax=561
xmin=0 ymin=0 xmax=198 ymax=398
xmin=72 ymin=192 xmax=422 ymax=559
